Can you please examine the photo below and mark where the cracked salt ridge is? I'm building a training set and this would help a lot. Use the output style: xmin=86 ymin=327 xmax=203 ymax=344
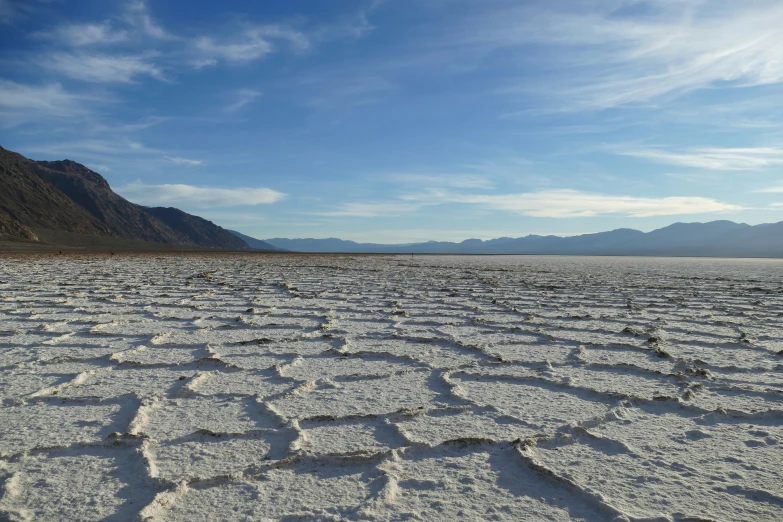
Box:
xmin=530 ymin=403 xmax=783 ymax=522
xmin=1 ymin=255 xmax=783 ymax=521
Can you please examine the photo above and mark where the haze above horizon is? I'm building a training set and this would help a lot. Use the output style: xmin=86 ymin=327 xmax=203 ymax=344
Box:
xmin=2 ymin=0 xmax=783 ymax=243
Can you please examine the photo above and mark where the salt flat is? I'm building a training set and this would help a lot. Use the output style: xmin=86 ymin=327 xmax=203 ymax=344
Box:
xmin=0 ymin=253 xmax=782 ymax=521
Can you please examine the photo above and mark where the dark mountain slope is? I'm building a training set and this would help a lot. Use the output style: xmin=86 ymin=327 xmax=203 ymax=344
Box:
xmin=227 ymin=230 xmax=280 ymax=251
xmin=0 ymin=146 xmax=113 ymax=240
xmin=27 ymin=159 xmax=193 ymax=245
xmin=1 ymin=145 xmax=250 ymax=250
xmin=142 ymin=207 xmax=248 ymax=250
xmin=0 ymin=208 xmax=39 ymax=241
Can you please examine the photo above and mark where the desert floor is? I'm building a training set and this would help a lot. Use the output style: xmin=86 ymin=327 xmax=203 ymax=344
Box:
xmin=1 ymin=253 xmax=781 ymax=521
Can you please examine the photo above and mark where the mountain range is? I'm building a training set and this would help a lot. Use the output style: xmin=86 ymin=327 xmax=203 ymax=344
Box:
xmin=2 ymin=144 xmax=782 ymax=256
xmin=262 ymin=220 xmax=783 ymax=257
xmin=1 ymin=145 xmax=250 ymax=251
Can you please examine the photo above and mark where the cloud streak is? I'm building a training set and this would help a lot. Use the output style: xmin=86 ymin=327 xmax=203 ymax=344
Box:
xmin=38 ymin=22 xmax=129 ymax=46
xmin=118 ymin=182 xmax=286 ymax=208
xmin=756 ymin=184 xmax=783 ymax=193
xmin=193 ymin=25 xmax=309 ymax=67
xmin=0 ymin=80 xmax=98 ymax=127
xmin=448 ymin=0 xmax=783 ymax=109
xmin=164 ymin=156 xmax=204 ymax=166
xmin=41 ymin=52 xmax=164 ymax=83
xmin=620 ymin=146 xmax=783 ymax=170
xmin=318 ymin=202 xmax=422 ymax=217
xmin=225 ymin=89 xmax=262 ymax=112
xmin=401 ymin=189 xmax=742 ymax=218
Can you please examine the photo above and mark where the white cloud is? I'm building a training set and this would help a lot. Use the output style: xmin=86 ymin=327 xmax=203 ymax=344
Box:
xmin=25 ymin=139 xmax=163 ymax=156
xmin=0 ymin=80 xmax=83 ymax=114
xmin=125 ymin=0 xmax=170 ymax=39
xmin=225 ymin=89 xmax=262 ymax=112
xmin=164 ymin=156 xmax=204 ymax=166
xmin=390 ymin=173 xmax=493 ymax=189
xmin=42 ymin=52 xmax=164 ymax=83
xmin=0 ymin=80 xmax=96 ymax=127
xmin=86 ymin=164 xmax=111 ymax=172
xmin=318 ymin=202 xmax=423 ymax=217
xmin=41 ymin=22 xmax=128 ymax=46
xmin=447 ymin=0 xmax=783 ymax=109
xmin=620 ymin=147 xmax=783 ymax=170
xmin=118 ymin=183 xmax=286 ymax=208
xmin=401 ymin=189 xmax=742 ymax=218
xmin=756 ymin=185 xmax=783 ymax=193
xmin=193 ymin=25 xmax=308 ymax=66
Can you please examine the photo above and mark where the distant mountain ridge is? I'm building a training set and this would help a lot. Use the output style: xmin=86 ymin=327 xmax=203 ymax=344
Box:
xmin=4 ymin=144 xmax=782 ymax=256
xmin=265 ymin=220 xmax=783 ymax=257
xmin=0 ymin=145 xmax=252 ymax=250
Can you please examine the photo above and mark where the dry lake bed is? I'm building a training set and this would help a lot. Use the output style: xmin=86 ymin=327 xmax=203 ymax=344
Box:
xmin=0 ymin=253 xmax=781 ymax=521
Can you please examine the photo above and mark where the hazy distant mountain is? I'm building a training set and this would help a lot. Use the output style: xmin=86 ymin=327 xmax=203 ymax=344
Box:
xmin=265 ymin=220 xmax=783 ymax=257
xmin=263 ymin=237 xmax=411 ymax=253
xmin=227 ymin=230 xmax=281 ymax=251
xmin=0 ymin=145 xmax=248 ymax=250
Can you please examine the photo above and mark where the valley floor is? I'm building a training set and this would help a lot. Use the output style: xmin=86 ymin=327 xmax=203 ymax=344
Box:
xmin=1 ymin=253 xmax=782 ymax=521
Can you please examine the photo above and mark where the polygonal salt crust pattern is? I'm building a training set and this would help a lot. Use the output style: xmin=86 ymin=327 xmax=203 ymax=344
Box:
xmin=166 ymin=462 xmax=381 ymax=521
xmin=151 ymin=437 xmax=273 ymax=482
xmin=0 ymin=253 xmax=782 ymax=521
xmin=268 ymin=371 xmax=442 ymax=419
xmin=295 ymin=418 xmax=402 ymax=455
xmin=380 ymin=445 xmax=606 ymax=521
xmin=0 ymin=447 xmax=155 ymax=522
xmin=0 ymin=401 xmax=125 ymax=455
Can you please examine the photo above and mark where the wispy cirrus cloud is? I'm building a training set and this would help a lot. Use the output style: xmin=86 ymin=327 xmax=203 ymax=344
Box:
xmin=443 ymin=0 xmax=783 ymax=110
xmin=756 ymin=184 xmax=783 ymax=193
xmin=40 ymin=52 xmax=164 ymax=83
xmin=164 ymin=155 xmax=204 ymax=166
xmin=322 ymin=188 xmax=741 ymax=219
xmin=36 ymin=22 xmax=129 ymax=46
xmin=620 ymin=146 xmax=783 ymax=171
xmin=0 ymin=80 xmax=100 ymax=127
xmin=398 ymin=189 xmax=742 ymax=218
xmin=317 ymin=201 xmax=423 ymax=217
xmin=225 ymin=89 xmax=262 ymax=112
xmin=24 ymin=139 xmax=164 ymax=157
xmin=388 ymin=173 xmax=493 ymax=189
xmin=192 ymin=25 xmax=309 ymax=67
xmin=124 ymin=0 xmax=171 ymax=40
xmin=117 ymin=182 xmax=286 ymax=208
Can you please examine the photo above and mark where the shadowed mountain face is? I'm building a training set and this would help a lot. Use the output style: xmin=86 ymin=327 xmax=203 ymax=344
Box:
xmin=0 ymin=146 xmax=113 ymax=241
xmin=265 ymin=220 xmax=783 ymax=257
xmin=0 ymin=145 xmax=249 ymax=250
xmin=27 ymin=159 xmax=197 ymax=245
xmin=143 ymin=207 xmax=248 ymax=250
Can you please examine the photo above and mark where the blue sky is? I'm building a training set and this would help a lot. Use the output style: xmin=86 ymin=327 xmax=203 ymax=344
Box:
xmin=2 ymin=0 xmax=783 ymax=243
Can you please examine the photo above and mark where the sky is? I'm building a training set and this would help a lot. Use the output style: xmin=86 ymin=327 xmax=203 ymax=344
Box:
xmin=2 ymin=0 xmax=783 ymax=243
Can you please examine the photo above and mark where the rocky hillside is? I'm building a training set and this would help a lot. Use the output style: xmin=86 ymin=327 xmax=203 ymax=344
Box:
xmin=142 ymin=206 xmax=248 ymax=250
xmin=27 ymin=159 xmax=200 ymax=245
xmin=0 ymin=147 xmax=113 ymax=241
xmin=0 ymin=145 xmax=250 ymax=250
